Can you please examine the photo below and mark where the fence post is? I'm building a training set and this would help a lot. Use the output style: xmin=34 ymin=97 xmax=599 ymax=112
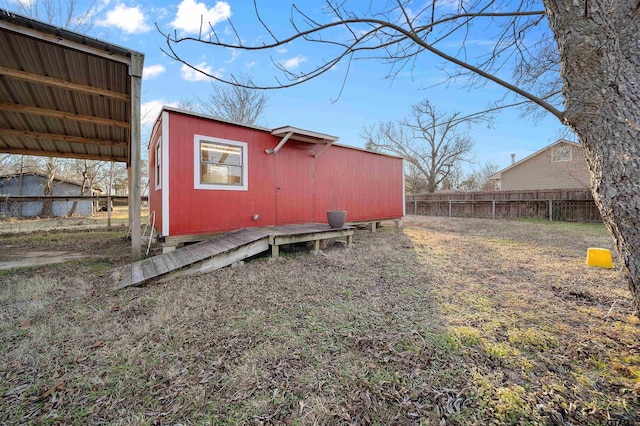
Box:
xmin=449 ymin=200 xmax=452 ymax=217
xmin=492 ymin=200 xmax=496 ymax=219
xmin=414 ymin=200 xmax=417 ymax=215
xmin=548 ymin=200 xmax=553 ymax=221
xmin=471 ymin=193 xmax=474 ymax=217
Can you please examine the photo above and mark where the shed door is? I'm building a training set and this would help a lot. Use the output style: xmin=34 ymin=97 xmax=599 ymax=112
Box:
xmin=275 ymin=142 xmax=315 ymax=225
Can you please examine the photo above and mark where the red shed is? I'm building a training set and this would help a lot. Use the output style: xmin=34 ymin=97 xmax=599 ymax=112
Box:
xmin=148 ymin=107 xmax=404 ymax=239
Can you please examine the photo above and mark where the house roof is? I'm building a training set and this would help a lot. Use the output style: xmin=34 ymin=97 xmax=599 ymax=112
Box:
xmin=488 ymin=140 xmax=580 ymax=181
xmin=0 ymin=171 xmax=101 ymax=193
xmin=158 ymin=106 xmax=403 ymax=159
xmin=0 ymin=8 xmax=144 ymax=164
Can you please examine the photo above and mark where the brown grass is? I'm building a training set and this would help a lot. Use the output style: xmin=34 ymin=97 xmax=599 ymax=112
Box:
xmin=0 ymin=216 xmax=638 ymax=425
xmin=0 ymin=206 xmax=148 ymax=234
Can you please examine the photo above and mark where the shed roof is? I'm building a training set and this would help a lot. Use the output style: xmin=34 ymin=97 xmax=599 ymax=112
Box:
xmin=0 ymin=8 xmax=144 ymax=164
xmin=3 ymin=170 xmax=76 ymax=185
xmin=159 ymin=106 xmax=403 ymax=160
xmin=488 ymin=140 xmax=580 ymax=181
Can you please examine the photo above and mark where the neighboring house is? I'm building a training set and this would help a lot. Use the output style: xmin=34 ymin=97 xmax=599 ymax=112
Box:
xmin=489 ymin=140 xmax=590 ymax=190
xmin=149 ymin=107 xmax=405 ymax=237
xmin=0 ymin=172 xmax=96 ymax=217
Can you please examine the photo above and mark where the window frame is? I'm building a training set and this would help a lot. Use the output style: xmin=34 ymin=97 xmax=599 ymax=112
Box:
xmin=193 ymin=135 xmax=249 ymax=191
xmin=154 ymin=141 xmax=161 ymax=190
xmin=551 ymin=146 xmax=572 ymax=162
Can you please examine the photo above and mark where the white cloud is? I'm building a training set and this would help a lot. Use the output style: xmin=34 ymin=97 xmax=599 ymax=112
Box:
xmin=224 ymin=49 xmax=240 ymax=64
xmin=141 ymin=100 xmax=179 ymax=125
xmin=143 ymin=64 xmax=166 ymax=80
xmin=99 ymin=3 xmax=150 ymax=34
xmin=276 ymin=46 xmax=289 ymax=54
xmin=281 ymin=56 xmax=307 ymax=70
xmin=171 ymin=0 xmax=231 ymax=34
xmin=150 ymin=6 xmax=168 ymax=20
xmin=180 ymin=62 xmax=215 ymax=82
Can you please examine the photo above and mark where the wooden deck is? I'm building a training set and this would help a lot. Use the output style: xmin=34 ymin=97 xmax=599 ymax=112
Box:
xmin=113 ymin=223 xmax=354 ymax=290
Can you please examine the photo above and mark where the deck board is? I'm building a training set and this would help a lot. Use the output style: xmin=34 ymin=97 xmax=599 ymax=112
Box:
xmin=211 ymin=236 xmax=237 ymax=251
xmin=114 ymin=223 xmax=356 ymax=290
xmin=141 ymin=258 xmax=156 ymax=280
xmin=163 ymin=253 xmax=180 ymax=271
xmin=194 ymin=241 xmax=221 ymax=258
xmin=175 ymin=245 xmax=197 ymax=263
xmin=181 ymin=245 xmax=206 ymax=262
xmin=171 ymin=249 xmax=192 ymax=268
xmin=131 ymin=262 xmax=144 ymax=284
xmin=196 ymin=242 xmax=223 ymax=257
xmin=151 ymin=255 xmax=169 ymax=276
xmin=117 ymin=264 xmax=133 ymax=289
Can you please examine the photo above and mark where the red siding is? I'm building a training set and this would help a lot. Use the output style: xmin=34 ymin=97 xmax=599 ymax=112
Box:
xmin=314 ymin=145 xmax=404 ymax=222
xmin=275 ymin=140 xmax=315 ymax=224
xmin=155 ymin=110 xmax=403 ymax=236
xmin=168 ymin=113 xmax=276 ymax=236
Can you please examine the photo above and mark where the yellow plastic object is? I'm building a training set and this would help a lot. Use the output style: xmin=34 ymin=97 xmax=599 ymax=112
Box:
xmin=586 ymin=247 xmax=613 ymax=268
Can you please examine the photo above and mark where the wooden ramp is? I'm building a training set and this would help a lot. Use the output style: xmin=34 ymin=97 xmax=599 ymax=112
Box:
xmin=113 ymin=224 xmax=353 ymax=290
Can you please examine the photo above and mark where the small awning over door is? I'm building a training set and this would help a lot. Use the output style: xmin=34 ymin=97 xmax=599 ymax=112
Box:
xmin=269 ymin=126 xmax=338 ymax=157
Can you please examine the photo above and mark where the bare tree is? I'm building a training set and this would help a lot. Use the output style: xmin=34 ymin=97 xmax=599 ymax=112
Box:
xmin=4 ymin=0 xmax=99 ymax=32
xmin=440 ymin=164 xmax=465 ymax=191
xmin=0 ymin=154 xmax=19 ymax=174
xmin=363 ymin=100 xmax=476 ymax=193
xmin=67 ymin=160 xmax=106 ymax=216
xmin=462 ymin=161 xmax=500 ymax=191
xmin=160 ymin=0 xmax=640 ymax=315
xmin=191 ymin=74 xmax=268 ymax=125
xmin=404 ymin=163 xmax=429 ymax=194
xmin=177 ymin=98 xmax=200 ymax=113
xmin=40 ymin=157 xmax=61 ymax=217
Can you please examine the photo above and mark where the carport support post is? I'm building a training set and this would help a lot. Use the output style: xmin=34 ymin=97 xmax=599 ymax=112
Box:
xmin=129 ymin=53 xmax=144 ymax=261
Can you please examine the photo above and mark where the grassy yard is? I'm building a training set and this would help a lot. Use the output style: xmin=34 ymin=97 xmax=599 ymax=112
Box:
xmin=0 ymin=217 xmax=638 ymax=424
xmin=0 ymin=206 xmax=148 ymax=234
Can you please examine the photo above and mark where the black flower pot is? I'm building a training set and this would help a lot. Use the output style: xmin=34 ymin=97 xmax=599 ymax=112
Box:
xmin=327 ymin=210 xmax=347 ymax=228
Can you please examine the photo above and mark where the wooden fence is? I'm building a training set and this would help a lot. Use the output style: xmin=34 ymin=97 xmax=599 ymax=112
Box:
xmin=405 ymin=189 xmax=602 ymax=222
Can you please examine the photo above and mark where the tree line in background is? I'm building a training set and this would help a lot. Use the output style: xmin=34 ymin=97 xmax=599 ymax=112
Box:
xmin=0 ymin=155 xmax=143 ymax=213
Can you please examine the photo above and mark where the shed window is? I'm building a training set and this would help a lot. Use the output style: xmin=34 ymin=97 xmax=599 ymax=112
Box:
xmin=155 ymin=142 xmax=161 ymax=190
xmin=194 ymin=135 xmax=248 ymax=191
xmin=552 ymin=146 xmax=571 ymax=162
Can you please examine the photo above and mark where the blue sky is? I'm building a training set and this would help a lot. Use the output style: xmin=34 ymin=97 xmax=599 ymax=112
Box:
xmin=1 ymin=0 xmax=573 ymax=172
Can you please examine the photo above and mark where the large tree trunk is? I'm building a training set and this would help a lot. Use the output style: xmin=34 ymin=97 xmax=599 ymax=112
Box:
xmin=545 ymin=0 xmax=640 ymax=314
xmin=41 ymin=174 xmax=54 ymax=217
xmin=68 ymin=173 xmax=88 ymax=217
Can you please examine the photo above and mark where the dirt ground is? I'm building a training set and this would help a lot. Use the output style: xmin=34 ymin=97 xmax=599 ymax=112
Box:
xmin=0 ymin=216 xmax=638 ymax=425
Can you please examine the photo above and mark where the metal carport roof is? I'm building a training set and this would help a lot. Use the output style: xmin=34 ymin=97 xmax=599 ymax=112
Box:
xmin=0 ymin=8 xmax=144 ymax=260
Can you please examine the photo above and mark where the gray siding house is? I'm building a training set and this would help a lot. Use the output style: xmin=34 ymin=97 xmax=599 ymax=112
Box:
xmin=0 ymin=172 xmax=95 ymax=217
xmin=489 ymin=140 xmax=590 ymax=190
